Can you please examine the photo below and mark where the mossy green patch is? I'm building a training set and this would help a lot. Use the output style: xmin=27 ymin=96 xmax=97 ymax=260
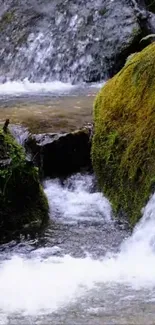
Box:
xmin=0 ymin=11 xmax=14 ymax=31
xmin=0 ymin=128 xmax=49 ymax=240
xmin=92 ymin=42 xmax=155 ymax=226
xmin=99 ymin=8 xmax=108 ymax=16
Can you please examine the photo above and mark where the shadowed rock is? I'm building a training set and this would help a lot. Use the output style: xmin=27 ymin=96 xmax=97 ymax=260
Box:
xmin=25 ymin=126 xmax=92 ymax=178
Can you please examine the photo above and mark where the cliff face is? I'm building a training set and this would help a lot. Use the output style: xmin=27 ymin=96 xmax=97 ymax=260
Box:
xmin=0 ymin=0 xmax=152 ymax=83
xmin=92 ymin=43 xmax=155 ymax=225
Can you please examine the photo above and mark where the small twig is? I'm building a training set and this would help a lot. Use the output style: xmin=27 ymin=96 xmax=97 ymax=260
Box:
xmin=146 ymin=0 xmax=155 ymax=9
xmin=3 ymin=119 xmax=10 ymax=133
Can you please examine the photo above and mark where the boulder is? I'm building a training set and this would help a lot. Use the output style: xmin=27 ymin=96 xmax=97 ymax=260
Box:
xmin=25 ymin=126 xmax=92 ymax=178
xmin=0 ymin=127 xmax=49 ymax=241
xmin=0 ymin=0 xmax=153 ymax=83
xmin=92 ymin=43 xmax=155 ymax=226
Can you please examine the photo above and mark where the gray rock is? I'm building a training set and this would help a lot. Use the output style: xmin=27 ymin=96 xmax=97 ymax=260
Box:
xmin=25 ymin=126 xmax=92 ymax=177
xmin=0 ymin=0 xmax=151 ymax=83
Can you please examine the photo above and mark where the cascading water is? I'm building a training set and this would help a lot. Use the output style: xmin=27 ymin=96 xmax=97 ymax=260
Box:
xmin=0 ymin=173 xmax=155 ymax=324
xmin=0 ymin=0 xmax=146 ymax=100
xmin=1 ymin=1 xmax=155 ymax=324
xmin=0 ymin=0 xmax=142 ymax=89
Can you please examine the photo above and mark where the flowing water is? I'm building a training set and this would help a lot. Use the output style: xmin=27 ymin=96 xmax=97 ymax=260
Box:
xmin=0 ymin=66 xmax=155 ymax=325
xmin=0 ymin=172 xmax=155 ymax=325
xmin=0 ymin=0 xmax=141 ymax=83
xmin=0 ymin=0 xmax=155 ymax=322
xmin=0 ymin=82 xmax=155 ymax=324
xmin=0 ymin=81 xmax=101 ymax=133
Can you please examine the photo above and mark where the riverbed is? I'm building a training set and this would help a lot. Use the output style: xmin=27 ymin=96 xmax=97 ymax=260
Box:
xmin=0 ymin=82 xmax=99 ymax=133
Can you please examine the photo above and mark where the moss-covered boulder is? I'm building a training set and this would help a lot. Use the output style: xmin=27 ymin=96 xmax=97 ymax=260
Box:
xmin=0 ymin=127 xmax=49 ymax=241
xmin=92 ymin=43 xmax=155 ymax=226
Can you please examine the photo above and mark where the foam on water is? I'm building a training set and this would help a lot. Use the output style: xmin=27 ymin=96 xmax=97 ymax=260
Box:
xmin=0 ymin=80 xmax=75 ymax=96
xmin=0 ymin=80 xmax=104 ymax=98
xmin=1 ymin=175 xmax=155 ymax=319
xmin=44 ymin=174 xmax=112 ymax=223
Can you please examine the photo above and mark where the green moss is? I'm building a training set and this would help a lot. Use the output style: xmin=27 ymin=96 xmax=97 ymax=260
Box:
xmin=132 ymin=26 xmax=141 ymax=37
xmin=0 ymin=128 xmax=49 ymax=240
xmin=2 ymin=11 xmax=14 ymax=23
xmin=92 ymin=42 xmax=155 ymax=226
xmin=99 ymin=8 xmax=108 ymax=16
xmin=0 ymin=11 xmax=14 ymax=30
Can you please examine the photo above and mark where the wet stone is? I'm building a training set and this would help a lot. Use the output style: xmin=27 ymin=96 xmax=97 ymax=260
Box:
xmin=25 ymin=126 xmax=92 ymax=178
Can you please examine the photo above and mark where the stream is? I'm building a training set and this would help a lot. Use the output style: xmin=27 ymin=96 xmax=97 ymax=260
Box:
xmin=0 ymin=164 xmax=155 ymax=324
xmin=0 ymin=83 xmax=155 ymax=324
xmin=1 ymin=0 xmax=155 ymax=322
xmin=0 ymin=81 xmax=101 ymax=133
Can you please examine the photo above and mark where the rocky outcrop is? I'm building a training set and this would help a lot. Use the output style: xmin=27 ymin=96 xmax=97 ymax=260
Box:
xmin=0 ymin=127 xmax=49 ymax=241
xmin=131 ymin=0 xmax=155 ymax=34
xmin=92 ymin=43 xmax=155 ymax=226
xmin=0 ymin=0 xmax=154 ymax=83
xmin=25 ymin=126 xmax=92 ymax=178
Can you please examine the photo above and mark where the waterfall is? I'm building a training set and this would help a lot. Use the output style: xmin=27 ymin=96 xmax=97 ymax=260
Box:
xmin=0 ymin=0 xmax=142 ymax=84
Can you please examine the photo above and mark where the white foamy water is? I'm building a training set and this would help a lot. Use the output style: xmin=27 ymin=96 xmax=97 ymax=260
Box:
xmin=0 ymin=80 xmax=75 ymax=96
xmin=90 ymin=81 xmax=105 ymax=88
xmin=0 ymin=80 xmax=104 ymax=98
xmin=44 ymin=174 xmax=112 ymax=223
xmin=9 ymin=125 xmax=30 ymax=146
xmin=1 ymin=175 xmax=155 ymax=320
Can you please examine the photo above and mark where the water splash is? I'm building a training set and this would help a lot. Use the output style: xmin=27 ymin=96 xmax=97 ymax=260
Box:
xmin=0 ymin=80 xmax=75 ymax=97
xmin=44 ymin=174 xmax=112 ymax=224
xmin=0 ymin=0 xmax=141 ymax=83
xmin=0 ymin=175 xmax=155 ymax=319
xmin=9 ymin=125 xmax=30 ymax=146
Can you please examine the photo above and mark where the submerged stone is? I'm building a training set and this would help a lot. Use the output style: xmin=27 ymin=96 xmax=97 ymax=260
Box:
xmin=92 ymin=43 xmax=155 ymax=225
xmin=0 ymin=128 xmax=49 ymax=241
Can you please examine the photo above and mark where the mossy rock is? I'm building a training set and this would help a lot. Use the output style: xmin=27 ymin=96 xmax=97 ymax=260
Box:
xmin=0 ymin=128 xmax=49 ymax=241
xmin=92 ymin=42 xmax=155 ymax=226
